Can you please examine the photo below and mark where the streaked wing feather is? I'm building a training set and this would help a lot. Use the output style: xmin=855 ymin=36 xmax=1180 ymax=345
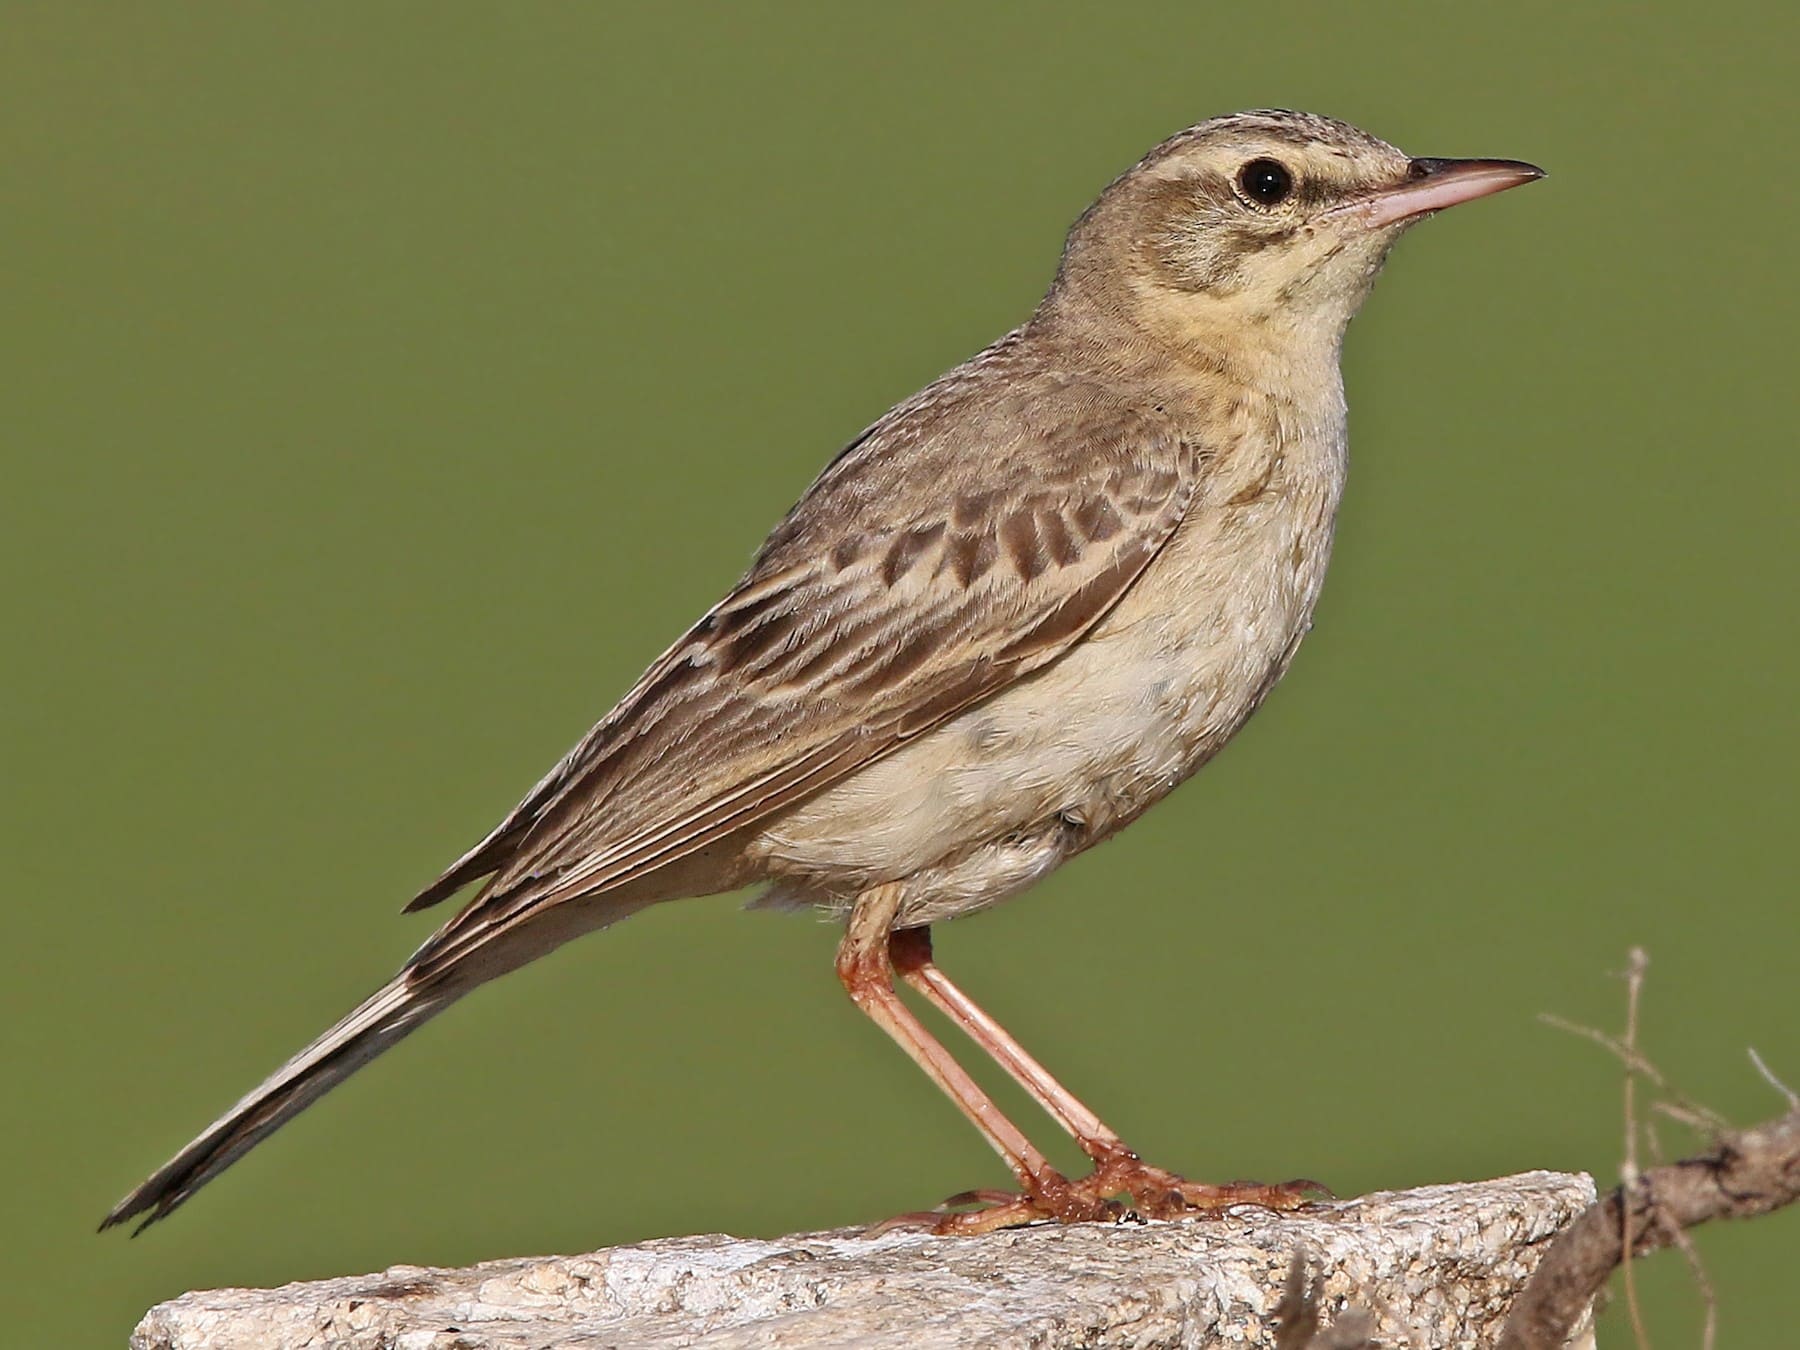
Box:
xmin=408 ymin=365 xmax=1202 ymax=977
xmin=402 ymin=612 xmax=748 ymax=915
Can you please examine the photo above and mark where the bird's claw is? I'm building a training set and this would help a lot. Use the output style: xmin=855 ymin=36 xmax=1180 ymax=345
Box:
xmin=875 ymin=1155 xmax=1327 ymax=1237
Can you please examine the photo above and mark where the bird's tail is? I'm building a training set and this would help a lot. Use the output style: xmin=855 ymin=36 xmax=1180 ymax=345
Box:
xmin=101 ymin=971 xmax=460 ymax=1234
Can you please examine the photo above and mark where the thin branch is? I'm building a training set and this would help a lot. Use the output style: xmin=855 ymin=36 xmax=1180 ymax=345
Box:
xmin=1273 ymin=1252 xmax=1376 ymax=1350
xmin=1504 ymin=968 xmax=1800 ymax=1350
xmin=1621 ymin=947 xmax=1650 ymax=1350
xmin=1659 ymin=1215 xmax=1718 ymax=1350
xmin=1500 ymin=1106 xmax=1800 ymax=1350
xmin=1748 ymin=1048 xmax=1799 ymax=1111
xmin=1536 ymin=999 xmax=1732 ymax=1139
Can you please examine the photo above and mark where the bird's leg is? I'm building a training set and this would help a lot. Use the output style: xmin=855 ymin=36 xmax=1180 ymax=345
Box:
xmin=887 ymin=924 xmax=1326 ymax=1227
xmin=838 ymin=886 xmax=1114 ymax=1233
xmin=837 ymin=885 xmax=1059 ymax=1189
xmin=888 ymin=925 xmax=1126 ymax=1162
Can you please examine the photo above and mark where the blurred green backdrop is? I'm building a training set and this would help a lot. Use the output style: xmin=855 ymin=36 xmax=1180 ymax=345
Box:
xmin=4 ymin=3 xmax=1794 ymax=1345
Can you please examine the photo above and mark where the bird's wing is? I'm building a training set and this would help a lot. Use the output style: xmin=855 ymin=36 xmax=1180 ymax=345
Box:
xmin=406 ymin=369 xmax=1203 ymax=978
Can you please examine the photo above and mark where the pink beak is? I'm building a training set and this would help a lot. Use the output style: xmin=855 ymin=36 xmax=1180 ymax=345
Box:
xmin=1347 ymin=157 xmax=1545 ymax=229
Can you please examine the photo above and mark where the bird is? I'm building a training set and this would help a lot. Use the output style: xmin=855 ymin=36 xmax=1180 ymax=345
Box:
xmin=103 ymin=110 xmax=1542 ymax=1237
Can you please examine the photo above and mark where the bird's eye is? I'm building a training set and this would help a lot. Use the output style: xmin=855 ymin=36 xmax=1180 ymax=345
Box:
xmin=1237 ymin=158 xmax=1294 ymax=207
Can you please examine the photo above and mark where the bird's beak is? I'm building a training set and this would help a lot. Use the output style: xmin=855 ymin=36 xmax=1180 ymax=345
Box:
xmin=1344 ymin=157 xmax=1545 ymax=229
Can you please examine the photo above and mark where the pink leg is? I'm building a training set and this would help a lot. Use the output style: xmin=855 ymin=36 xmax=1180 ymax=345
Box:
xmin=836 ymin=887 xmax=1063 ymax=1193
xmin=879 ymin=922 xmax=1327 ymax=1233
xmin=889 ymin=926 xmax=1128 ymax=1162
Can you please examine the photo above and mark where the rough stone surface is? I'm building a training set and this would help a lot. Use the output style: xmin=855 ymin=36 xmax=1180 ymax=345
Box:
xmin=130 ymin=1171 xmax=1599 ymax=1349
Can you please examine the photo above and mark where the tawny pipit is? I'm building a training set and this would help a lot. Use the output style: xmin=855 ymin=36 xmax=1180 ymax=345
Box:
xmin=105 ymin=111 xmax=1542 ymax=1236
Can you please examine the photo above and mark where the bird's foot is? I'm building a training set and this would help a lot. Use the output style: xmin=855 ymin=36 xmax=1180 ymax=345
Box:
xmin=875 ymin=1152 xmax=1327 ymax=1237
xmin=1076 ymin=1149 xmax=1328 ymax=1224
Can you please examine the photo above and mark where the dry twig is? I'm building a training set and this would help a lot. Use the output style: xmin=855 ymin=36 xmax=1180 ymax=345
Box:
xmin=1498 ymin=1108 xmax=1800 ymax=1349
xmin=1272 ymin=1252 xmax=1377 ymax=1350
xmin=1500 ymin=952 xmax=1800 ymax=1350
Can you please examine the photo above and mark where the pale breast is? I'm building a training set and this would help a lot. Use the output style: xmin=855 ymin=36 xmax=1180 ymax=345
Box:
xmin=750 ymin=380 xmax=1346 ymax=925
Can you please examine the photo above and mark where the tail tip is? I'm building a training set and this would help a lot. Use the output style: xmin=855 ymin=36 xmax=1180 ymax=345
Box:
xmin=100 ymin=1180 xmax=184 ymax=1237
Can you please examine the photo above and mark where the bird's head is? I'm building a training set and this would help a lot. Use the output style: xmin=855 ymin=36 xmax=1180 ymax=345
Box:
xmin=1050 ymin=110 xmax=1543 ymax=362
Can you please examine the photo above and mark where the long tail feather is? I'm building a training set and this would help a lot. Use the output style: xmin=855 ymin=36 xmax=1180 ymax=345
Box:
xmin=100 ymin=973 xmax=456 ymax=1234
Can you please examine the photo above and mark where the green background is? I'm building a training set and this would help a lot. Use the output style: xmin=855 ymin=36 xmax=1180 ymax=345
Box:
xmin=5 ymin=4 xmax=1794 ymax=1344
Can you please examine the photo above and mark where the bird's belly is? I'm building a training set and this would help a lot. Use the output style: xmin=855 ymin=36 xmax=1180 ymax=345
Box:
xmin=750 ymin=489 xmax=1337 ymax=924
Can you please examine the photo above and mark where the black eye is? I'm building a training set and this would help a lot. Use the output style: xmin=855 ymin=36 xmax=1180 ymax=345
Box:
xmin=1237 ymin=158 xmax=1293 ymax=206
